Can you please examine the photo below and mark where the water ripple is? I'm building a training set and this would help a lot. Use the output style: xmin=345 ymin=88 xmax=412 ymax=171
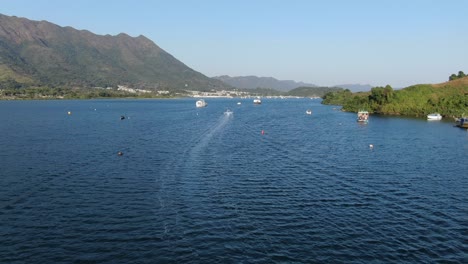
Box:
xmin=0 ymin=99 xmax=466 ymax=263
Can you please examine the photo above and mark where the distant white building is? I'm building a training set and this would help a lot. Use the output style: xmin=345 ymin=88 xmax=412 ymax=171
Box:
xmin=117 ymin=85 xmax=136 ymax=93
xmin=117 ymin=85 xmax=151 ymax=94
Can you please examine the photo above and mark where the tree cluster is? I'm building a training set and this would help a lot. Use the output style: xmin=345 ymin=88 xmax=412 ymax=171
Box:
xmin=449 ymin=71 xmax=466 ymax=81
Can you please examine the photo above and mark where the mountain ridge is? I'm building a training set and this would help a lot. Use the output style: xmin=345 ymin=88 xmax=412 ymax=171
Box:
xmin=214 ymin=75 xmax=373 ymax=92
xmin=213 ymin=75 xmax=317 ymax=92
xmin=0 ymin=14 xmax=229 ymax=91
xmin=334 ymin=83 xmax=373 ymax=92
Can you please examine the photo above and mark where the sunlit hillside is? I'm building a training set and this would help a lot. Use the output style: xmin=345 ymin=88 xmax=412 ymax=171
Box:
xmin=322 ymin=75 xmax=468 ymax=118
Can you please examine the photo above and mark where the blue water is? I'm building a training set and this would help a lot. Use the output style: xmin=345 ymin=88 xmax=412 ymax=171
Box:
xmin=0 ymin=98 xmax=467 ymax=263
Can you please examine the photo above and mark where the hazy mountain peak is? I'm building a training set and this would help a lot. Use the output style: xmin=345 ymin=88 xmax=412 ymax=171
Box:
xmin=213 ymin=75 xmax=317 ymax=92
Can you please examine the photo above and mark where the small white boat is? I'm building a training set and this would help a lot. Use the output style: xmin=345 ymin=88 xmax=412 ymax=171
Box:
xmin=306 ymin=109 xmax=312 ymax=115
xmin=253 ymin=98 xmax=262 ymax=104
xmin=224 ymin=109 xmax=233 ymax=116
xmin=427 ymin=113 xmax=442 ymax=120
xmin=357 ymin=110 xmax=369 ymax=123
xmin=237 ymin=102 xmax=242 ymax=105
xmin=196 ymin=99 xmax=207 ymax=108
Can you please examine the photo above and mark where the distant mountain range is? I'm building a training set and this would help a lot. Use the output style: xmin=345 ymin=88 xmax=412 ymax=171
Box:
xmin=287 ymin=86 xmax=343 ymax=97
xmin=0 ymin=14 xmax=228 ymax=91
xmin=213 ymin=75 xmax=316 ymax=92
xmin=334 ymin=83 xmax=373 ymax=92
xmin=213 ymin=75 xmax=373 ymax=92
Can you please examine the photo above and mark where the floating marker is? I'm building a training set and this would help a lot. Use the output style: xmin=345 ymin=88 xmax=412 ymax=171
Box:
xmin=261 ymin=130 xmax=265 ymax=135
xmin=117 ymin=151 xmax=123 ymax=156
xmin=67 ymin=111 xmax=72 ymax=115
xmin=369 ymin=144 xmax=374 ymax=149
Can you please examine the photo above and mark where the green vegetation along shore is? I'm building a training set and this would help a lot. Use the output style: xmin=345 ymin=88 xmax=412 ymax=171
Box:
xmin=322 ymin=72 xmax=468 ymax=118
xmin=0 ymin=87 xmax=176 ymax=100
xmin=0 ymin=84 xmax=342 ymax=100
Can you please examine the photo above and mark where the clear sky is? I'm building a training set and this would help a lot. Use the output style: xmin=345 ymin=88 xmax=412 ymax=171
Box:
xmin=1 ymin=0 xmax=467 ymax=88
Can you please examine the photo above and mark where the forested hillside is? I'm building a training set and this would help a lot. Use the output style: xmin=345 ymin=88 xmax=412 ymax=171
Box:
xmin=322 ymin=72 xmax=468 ymax=118
xmin=0 ymin=14 xmax=228 ymax=91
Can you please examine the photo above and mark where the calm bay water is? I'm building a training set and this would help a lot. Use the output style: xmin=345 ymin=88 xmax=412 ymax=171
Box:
xmin=1 ymin=98 xmax=467 ymax=263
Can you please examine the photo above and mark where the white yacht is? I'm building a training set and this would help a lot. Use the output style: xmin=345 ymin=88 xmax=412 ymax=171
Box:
xmin=196 ymin=99 xmax=207 ymax=108
xmin=427 ymin=113 xmax=442 ymax=120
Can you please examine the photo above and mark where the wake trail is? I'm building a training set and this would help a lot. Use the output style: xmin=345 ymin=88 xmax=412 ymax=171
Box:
xmin=189 ymin=113 xmax=232 ymax=158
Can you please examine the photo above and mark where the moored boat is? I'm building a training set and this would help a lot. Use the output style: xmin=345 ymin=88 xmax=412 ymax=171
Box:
xmin=306 ymin=109 xmax=312 ymax=115
xmin=196 ymin=99 xmax=207 ymax=108
xmin=357 ymin=110 xmax=369 ymax=123
xmin=455 ymin=117 xmax=468 ymax=128
xmin=253 ymin=98 xmax=262 ymax=104
xmin=427 ymin=113 xmax=442 ymax=120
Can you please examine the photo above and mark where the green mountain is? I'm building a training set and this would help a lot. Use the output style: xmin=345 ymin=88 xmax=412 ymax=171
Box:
xmin=0 ymin=14 xmax=229 ymax=91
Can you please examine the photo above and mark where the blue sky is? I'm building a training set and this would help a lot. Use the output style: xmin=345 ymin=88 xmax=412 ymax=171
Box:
xmin=1 ymin=0 xmax=467 ymax=88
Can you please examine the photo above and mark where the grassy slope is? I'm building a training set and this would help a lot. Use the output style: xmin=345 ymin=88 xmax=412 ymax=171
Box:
xmin=0 ymin=65 xmax=34 ymax=83
xmin=380 ymin=79 xmax=467 ymax=117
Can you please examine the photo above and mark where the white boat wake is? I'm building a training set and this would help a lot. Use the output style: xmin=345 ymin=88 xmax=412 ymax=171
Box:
xmin=156 ymin=113 xmax=233 ymax=234
xmin=189 ymin=113 xmax=232 ymax=158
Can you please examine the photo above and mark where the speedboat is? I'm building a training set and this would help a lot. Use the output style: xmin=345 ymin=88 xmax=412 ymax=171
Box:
xmin=224 ymin=109 xmax=233 ymax=116
xmin=427 ymin=113 xmax=442 ymax=120
xmin=357 ymin=110 xmax=369 ymax=123
xmin=196 ymin=99 xmax=207 ymax=108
